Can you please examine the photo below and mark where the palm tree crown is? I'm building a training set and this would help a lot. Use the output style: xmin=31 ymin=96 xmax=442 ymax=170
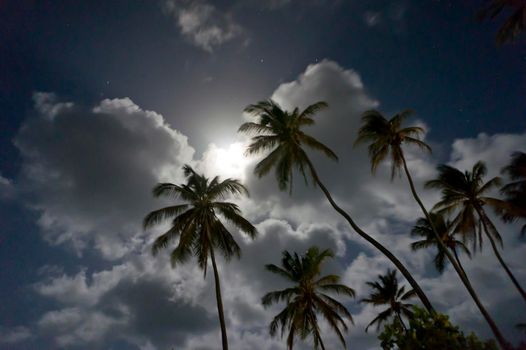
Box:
xmin=500 ymin=151 xmax=526 ymax=235
xmin=239 ymin=99 xmax=337 ymax=192
xmin=240 ymin=99 xmax=435 ymax=313
xmin=262 ymin=247 xmax=355 ymax=350
xmin=144 ymin=165 xmax=257 ymax=272
xmin=426 ymin=161 xmax=526 ymax=303
xmin=411 ymin=213 xmax=471 ymax=273
xmin=361 ymin=269 xmax=416 ymax=332
xmin=425 ymin=161 xmax=505 ymax=251
xmin=355 ymin=112 xmax=510 ymax=345
xmin=478 ymin=0 xmax=526 ymax=45
xmin=355 ymin=109 xmax=430 ymax=179
xmin=143 ymin=165 xmax=257 ymax=350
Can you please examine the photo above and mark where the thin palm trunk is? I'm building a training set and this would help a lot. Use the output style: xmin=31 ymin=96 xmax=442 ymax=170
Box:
xmin=400 ymin=154 xmax=510 ymax=349
xmin=210 ymin=247 xmax=229 ymax=350
xmin=452 ymin=249 xmax=468 ymax=280
xmin=304 ymin=159 xmax=435 ymax=313
xmin=478 ymin=208 xmax=526 ymax=302
xmin=396 ymin=312 xmax=407 ymax=332
xmin=318 ymin=333 xmax=326 ymax=350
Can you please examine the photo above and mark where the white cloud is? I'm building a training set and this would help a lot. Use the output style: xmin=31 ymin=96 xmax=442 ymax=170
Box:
xmin=163 ymin=0 xmax=243 ymax=52
xmin=14 ymin=93 xmax=194 ymax=259
xmin=450 ymin=132 xmax=526 ymax=178
xmin=11 ymin=61 xmax=526 ymax=349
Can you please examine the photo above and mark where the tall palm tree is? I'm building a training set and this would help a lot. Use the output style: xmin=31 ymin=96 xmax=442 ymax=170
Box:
xmin=355 ymin=109 xmax=510 ymax=349
xmin=262 ymin=246 xmax=355 ymax=350
xmin=238 ymin=99 xmax=435 ymax=313
xmin=478 ymin=0 xmax=526 ymax=45
xmin=361 ymin=269 xmax=416 ymax=332
xmin=500 ymin=151 xmax=526 ymax=235
xmin=143 ymin=165 xmax=257 ymax=350
xmin=411 ymin=213 xmax=471 ymax=274
xmin=426 ymin=161 xmax=526 ymax=305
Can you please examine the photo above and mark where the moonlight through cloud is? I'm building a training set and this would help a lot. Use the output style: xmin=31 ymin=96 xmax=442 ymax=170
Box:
xmin=0 ymin=1 xmax=525 ymax=349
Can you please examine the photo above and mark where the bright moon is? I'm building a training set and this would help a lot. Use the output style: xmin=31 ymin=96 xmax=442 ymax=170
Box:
xmin=204 ymin=142 xmax=250 ymax=180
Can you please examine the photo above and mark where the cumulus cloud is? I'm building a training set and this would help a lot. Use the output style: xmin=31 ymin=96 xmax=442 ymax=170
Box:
xmin=11 ymin=61 xmax=526 ymax=349
xmin=14 ymin=94 xmax=194 ymax=259
xmin=33 ymin=218 xmax=348 ymax=349
xmin=163 ymin=0 xmax=243 ymax=52
xmin=450 ymin=132 xmax=526 ymax=177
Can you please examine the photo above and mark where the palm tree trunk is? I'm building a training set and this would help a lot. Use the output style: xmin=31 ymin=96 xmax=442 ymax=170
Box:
xmin=452 ymin=249 xmax=468 ymax=279
xmin=478 ymin=209 xmax=526 ymax=302
xmin=317 ymin=332 xmax=326 ymax=350
xmin=396 ymin=313 xmax=407 ymax=332
xmin=304 ymin=159 xmax=435 ymax=313
xmin=209 ymin=247 xmax=229 ymax=350
xmin=400 ymin=154 xmax=510 ymax=349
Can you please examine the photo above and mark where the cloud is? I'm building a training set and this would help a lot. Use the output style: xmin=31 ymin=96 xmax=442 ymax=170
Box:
xmin=0 ymin=172 xmax=14 ymax=199
xmin=14 ymin=93 xmax=194 ymax=259
xmin=33 ymin=218 xmax=348 ymax=349
xmin=449 ymin=132 xmax=526 ymax=178
xmin=362 ymin=1 xmax=407 ymax=32
xmin=163 ymin=0 xmax=243 ymax=52
xmin=0 ymin=326 xmax=32 ymax=344
xmin=10 ymin=61 xmax=526 ymax=349
xmin=364 ymin=11 xmax=381 ymax=27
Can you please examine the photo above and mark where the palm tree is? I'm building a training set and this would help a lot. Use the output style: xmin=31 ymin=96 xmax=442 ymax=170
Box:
xmin=262 ymin=246 xmax=355 ymax=350
xmin=238 ymin=99 xmax=435 ymax=313
xmin=355 ymin=110 xmax=509 ymax=348
xmin=478 ymin=0 xmax=526 ymax=45
xmin=143 ymin=165 xmax=257 ymax=350
xmin=411 ymin=213 xmax=471 ymax=274
xmin=500 ymin=151 xmax=526 ymax=235
xmin=426 ymin=161 xmax=526 ymax=305
xmin=361 ymin=269 xmax=416 ymax=332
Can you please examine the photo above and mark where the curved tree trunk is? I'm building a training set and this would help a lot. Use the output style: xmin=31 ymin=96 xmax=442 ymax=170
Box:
xmin=304 ymin=159 xmax=435 ymax=313
xmin=209 ymin=247 xmax=229 ymax=350
xmin=478 ymin=209 xmax=526 ymax=302
xmin=400 ymin=154 xmax=510 ymax=349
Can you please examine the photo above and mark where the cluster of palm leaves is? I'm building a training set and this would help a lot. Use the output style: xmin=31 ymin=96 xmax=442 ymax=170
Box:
xmin=479 ymin=0 xmax=526 ymax=45
xmin=143 ymin=100 xmax=524 ymax=350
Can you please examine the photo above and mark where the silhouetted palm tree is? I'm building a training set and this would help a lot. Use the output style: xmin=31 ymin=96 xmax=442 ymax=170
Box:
xmin=355 ymin=109 xmax=431 ymax=179
xmin=143 ymin=165 xmax=257 ymax=350
xmin=500 ymin=151 xmax=526 ymax=235
xmin=355 ymin=109 xmax=509 ymax=348
xmin=411 ymin=213 xmax=471 ymax=274
xmin=426 ymin=161 xmax=526 ymax=304
xmin=478 ymin=0 xmax=526 ymax=45
xmin=239 ymin=99 xmax=434 ymax=313
xmin=262 ymin=246 xmax=355 ymax=349
xmin=361 ymin=269 xmax=416 ymax=332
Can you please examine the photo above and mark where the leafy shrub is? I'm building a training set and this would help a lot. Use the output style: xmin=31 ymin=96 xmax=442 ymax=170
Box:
xmin=378 ymin=306 xmax=498 ymax=350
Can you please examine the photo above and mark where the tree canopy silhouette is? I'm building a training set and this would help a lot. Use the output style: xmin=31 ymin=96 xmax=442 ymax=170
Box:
xmin=144 ymin=165 xmax=257 ymax=350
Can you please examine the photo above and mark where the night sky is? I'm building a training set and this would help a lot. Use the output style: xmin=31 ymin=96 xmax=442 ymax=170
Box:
xmin=1 ymin=1 xmax=525 ymax=349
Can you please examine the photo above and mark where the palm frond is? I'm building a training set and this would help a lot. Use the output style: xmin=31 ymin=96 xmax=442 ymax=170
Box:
xmin=143 ymin=204 xmax=189 ymax=229
xmin=299 ymin=133 xmax=338 ymax=161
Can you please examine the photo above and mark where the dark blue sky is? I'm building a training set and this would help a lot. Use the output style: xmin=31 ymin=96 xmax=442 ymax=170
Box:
xmin=0 ymin=1 xmax=525 ymax=349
